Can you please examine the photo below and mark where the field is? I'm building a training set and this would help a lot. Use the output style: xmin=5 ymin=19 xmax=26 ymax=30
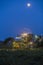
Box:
xmin=0 ymin=48 xmax=43 ymax=65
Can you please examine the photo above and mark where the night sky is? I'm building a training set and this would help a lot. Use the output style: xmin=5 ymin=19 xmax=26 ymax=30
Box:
xmin=0 ymin=0 xmax=43 ymax=40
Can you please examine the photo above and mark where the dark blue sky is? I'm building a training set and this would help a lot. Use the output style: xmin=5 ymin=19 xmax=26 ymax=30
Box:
xmin=0 ymin=0 xmax=43 ymax=40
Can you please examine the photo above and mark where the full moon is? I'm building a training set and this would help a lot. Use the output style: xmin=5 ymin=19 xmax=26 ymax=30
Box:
xmin=27 ymin=3 xmax=31 ymax=7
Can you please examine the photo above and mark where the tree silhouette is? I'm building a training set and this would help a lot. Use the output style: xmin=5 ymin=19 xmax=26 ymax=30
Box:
xmin=3 ymin=37 xmax=15 ymax=48
xmin=4 ymin=37 xmax=15 ymax=44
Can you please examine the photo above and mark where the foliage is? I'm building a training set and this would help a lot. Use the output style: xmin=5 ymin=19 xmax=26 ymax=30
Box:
xmin=0 ymin=49 xmax=43 ymax=65
xmin=4 ymin=37 xmax=15 ymax=44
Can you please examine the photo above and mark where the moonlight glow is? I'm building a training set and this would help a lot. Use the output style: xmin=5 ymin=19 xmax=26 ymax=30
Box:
xmin=27 ymin=3 xmax=31 ymax=7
